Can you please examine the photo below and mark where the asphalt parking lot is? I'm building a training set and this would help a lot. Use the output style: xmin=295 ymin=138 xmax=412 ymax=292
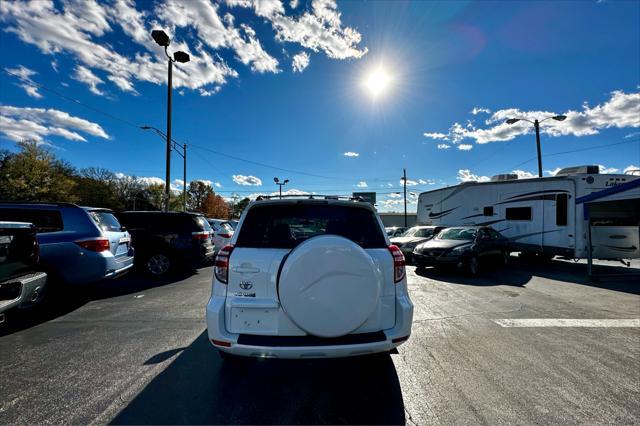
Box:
xmin=1 ymin=258 xmax=638 ymax=425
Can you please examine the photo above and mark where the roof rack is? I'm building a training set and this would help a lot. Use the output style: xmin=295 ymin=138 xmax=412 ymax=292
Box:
xmin=255 ymin=194 xmax=365 ymax=202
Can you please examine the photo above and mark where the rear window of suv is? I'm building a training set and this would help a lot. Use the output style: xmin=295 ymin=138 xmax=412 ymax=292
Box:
xmin=236 ymin=204 xmax=387 ymax=249
xmin=88 ymin=211 xmax=122 ymax=232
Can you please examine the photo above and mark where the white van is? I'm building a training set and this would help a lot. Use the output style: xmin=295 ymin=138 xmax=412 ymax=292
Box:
xmin=206 ymin=196 xmax=414 ymax=359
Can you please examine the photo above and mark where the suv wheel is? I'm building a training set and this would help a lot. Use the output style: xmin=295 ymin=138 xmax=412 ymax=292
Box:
xmin=146 ymin=253 xmax=172 ymax=276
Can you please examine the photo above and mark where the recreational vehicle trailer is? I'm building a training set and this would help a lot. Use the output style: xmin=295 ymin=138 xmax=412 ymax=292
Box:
xmin=417 ymin=166 xmax=640 ymax=261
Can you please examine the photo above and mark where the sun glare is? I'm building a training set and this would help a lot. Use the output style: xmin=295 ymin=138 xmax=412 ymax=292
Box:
xmin=364 ymin=66 xmax=392 ymax=98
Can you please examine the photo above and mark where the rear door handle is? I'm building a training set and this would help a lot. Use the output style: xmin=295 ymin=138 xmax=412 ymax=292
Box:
xmin=233 ymin=266 xmax=260 ymax=274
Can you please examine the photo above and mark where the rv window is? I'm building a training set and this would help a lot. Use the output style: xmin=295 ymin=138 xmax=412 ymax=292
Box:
xmin=556 ymin=194 xmax=568 ymax=226
xmin=506 ymin=207 xmax=531 ymax=221
xmin=483 ymin=206 xmax=493 ymax=216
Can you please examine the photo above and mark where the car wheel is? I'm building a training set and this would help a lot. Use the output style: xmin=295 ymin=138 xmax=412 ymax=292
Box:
xmin=468 ymin=255 xmax=479 ymax=275
xmin=146 ymin=253 xmax=172 ymax=276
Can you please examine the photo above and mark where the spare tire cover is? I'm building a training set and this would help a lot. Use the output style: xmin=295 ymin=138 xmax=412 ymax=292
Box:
xmin=278 ymin=235 xmax=382 ymax=338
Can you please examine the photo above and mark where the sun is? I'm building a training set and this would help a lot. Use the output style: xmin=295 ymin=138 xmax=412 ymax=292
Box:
xmin=364 ymin=66 xmax=392 ymax=98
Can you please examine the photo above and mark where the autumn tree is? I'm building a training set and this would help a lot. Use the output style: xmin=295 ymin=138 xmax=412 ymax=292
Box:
xmin=187 ymin=180 xmax=214 ymax=211
xmin=201 ymin=193 xmax=229 ymax=218
xmin=0 ymin=140 xmax=78 ymax=202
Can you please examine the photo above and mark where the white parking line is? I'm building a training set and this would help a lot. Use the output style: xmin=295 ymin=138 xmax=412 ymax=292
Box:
xmin=493 ymin=319 xmax=640 ymax=328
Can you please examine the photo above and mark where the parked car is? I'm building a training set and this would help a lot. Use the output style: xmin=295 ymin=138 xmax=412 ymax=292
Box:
xmin=385 ymin=226 xmax=407 ymax=238
xmin=413 ymin=226 xmax=510 ymax=275
xmin=117 ymin=211 xmax=215 ymax=276
xmin=207 ymin=196 xmax=414 ymax=360
xmin=390 ymin=225 xmax=445 ymax=263
xmin=0 ymin=203 xmax=134 ymax=286
xmin=1 ymin=222 xmax=47 ymax=322
xmin=207 ymin=219 xmax=234 ymax=251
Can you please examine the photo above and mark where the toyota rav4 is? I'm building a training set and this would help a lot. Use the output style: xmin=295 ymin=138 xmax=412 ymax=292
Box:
xmin=206 ymin=196 xmax=414 ymax=359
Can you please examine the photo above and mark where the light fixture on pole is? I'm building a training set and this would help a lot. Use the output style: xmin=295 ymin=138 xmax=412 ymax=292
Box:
xmin=505 ymin=115 xmax=567 ymax=178
xmin=140 ymin=125 xmax=188 ymax=211
xmin=151 ymin=29 xmax=190 ymax=212
xmin=274 ymin=177 xmax=289 ymax=199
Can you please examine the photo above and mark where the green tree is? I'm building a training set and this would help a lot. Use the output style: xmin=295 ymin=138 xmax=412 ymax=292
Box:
xmin=74 ymin=167 xmax=123 ymax=209
xmin=0 ymin=140 xmax=78 ymax=202
xmin=231 ymin=197 xmax=251 ymax=219
xmin=187 ymin=180 xmax=214 ymax=211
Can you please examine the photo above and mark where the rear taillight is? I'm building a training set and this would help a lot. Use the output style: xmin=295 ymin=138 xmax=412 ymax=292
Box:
xmin=214 ymin=244 xmax=234 ymax=284
xmin=75 ymin=238 xmax=110 ymax=252
xmin=192 ymin=231 xmax=210 ymax=241
xmin=388 ymin=244 xmax=406 ymax=283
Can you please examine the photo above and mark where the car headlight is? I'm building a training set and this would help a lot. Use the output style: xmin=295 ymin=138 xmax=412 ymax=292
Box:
xmin=451 ymin=244 xmax=471 ymax=255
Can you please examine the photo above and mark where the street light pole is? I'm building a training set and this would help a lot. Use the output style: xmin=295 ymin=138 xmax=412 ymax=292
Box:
xmin=274 ymin=177 xmax=289 ymax=199
xmin=183 ymin=143 xmax=187 ymax=212
xmin=151 ymin=29 xmax=190 ymax=212
xmin=402 ymin=168 xmax=407 ymax=228
xmin=164 ymin=58 xmax=172 ymax=212
xmin=505 ymin=115 xmax=567 ymax=178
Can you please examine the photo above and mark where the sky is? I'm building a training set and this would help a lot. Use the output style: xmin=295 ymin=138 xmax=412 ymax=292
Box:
xmin=1 ymin=0 xmax=639 ymax=211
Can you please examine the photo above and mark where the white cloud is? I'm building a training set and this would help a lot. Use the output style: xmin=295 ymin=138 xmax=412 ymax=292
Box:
xmin=232 ymin=174 xmax=262 ymax=186
xmin=437 ymin=143 xmax=451 ymax=150
xmin=623 ymin=165 xmax=639 ymax=174
xmin=512 ymin=169 xmax=536 ymax=179
xmin=137 ymin=176 xmax=166 ymax=187
xmin=545 ymin=167 xmax=562 ymax=176
xmin=214 ymin=181 xmax=222 ymax=188
xmin=0 ymin=0 xmax=365 ymax=96
xmin=625 ymin=131 xmax=640 ymax=139
xmin=4 ymin=65 xmax=42 ymax=98
xmin=423 ymin=90 xmax=640 ymax=145
xmin=457 ymin=169 xmax=490 ymax=183
xmin=172 ymin=179 xmax=185 ymax=188
xmin=598 ymin=165 xmax=619 ymax=174
xmin=72 ymin=65 xmax=105 ymax=95
xmin=457 ymin=144 xmax=473 ymax=151
xmin=292 ymin=51 xmax=310 ymax=72
xmin=418 ymin=179 xmax=435 ymax=185
xmin=343 ymin=151 xmax=359 ymax=157
xmin=290 ymin=0 xmax=299 ymax=8
xmin=0 ymin=105 xmax=109 ymax=144
xmin=471 ymin=107 xmax=491 ymax=115
xmin=245 ymin=187 xmax=310 ymax=200
xmin=356 ymin=181 xmax=367 ymax=188
xmin=402 ymin=179 xmax=419 ymax=186
xmin=423 ymin=132 xmax=448 ymax=140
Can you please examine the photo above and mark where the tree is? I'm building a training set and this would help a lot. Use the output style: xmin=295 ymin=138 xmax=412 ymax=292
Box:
xmin=0 ymin=140 xmax=78 ymax=202
xmin=187 ymin=180 xmax=214 ymax=211
xmin=74 ymin=167 xmax=123 ymax=209
xmin=231 ymin=197 xmax=250 ymax=219
xmin=201 ymin=193 xmax=229 ymax=218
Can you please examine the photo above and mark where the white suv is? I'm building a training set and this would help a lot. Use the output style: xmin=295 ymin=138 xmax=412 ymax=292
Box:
xmin=206 ymin=197 xmax=414 ymax=359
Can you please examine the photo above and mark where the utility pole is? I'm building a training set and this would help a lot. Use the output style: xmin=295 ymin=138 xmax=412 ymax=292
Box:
xmin=402 ymin=168 xmax=407 ymax=227
xmin=534 ymin=119 xmax=542 ymax=178
xmin=183 ymin=143 xmax=187 ymax=211
xmin=274 ymin=177 xmax=289 ymax=199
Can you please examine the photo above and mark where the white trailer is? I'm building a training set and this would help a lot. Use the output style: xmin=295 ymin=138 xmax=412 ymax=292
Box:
xmin=417 ymin=166 xmax=640 ymax=261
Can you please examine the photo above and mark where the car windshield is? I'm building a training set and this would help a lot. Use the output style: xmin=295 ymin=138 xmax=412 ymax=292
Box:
xmin=236 ymin=204 xmax=386 ymax=249
xmin=404 ymin=227 xmax=433 ymax=238
xmin=437 ymin=228 xmax=477 ymax=241
xmin=89 ymin=211 xmax=122 ymax=232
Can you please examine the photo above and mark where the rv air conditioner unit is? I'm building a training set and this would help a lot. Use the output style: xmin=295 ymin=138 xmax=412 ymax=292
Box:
xmin=491 ymin=174 xmax=519 ymax=182
xmin=555 ymin=165 xmax=599 ymax=176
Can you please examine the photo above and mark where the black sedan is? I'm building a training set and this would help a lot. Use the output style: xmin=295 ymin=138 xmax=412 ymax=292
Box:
xmin=412 ymin=226 xmax=510 ymax=274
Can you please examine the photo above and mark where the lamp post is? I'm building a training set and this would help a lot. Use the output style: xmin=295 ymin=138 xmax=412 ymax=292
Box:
xmin=274 ymin=177 xmax=289 ymax=199
xmin=140 ymin=125 xmax=188 ymax=211
xmin=505 ymin=115 xmax=567 ymax=177
xmin=151 ymin=29 xmax=190 ymax=212
xmin=400 ymin=169 xmax=407 ymax=227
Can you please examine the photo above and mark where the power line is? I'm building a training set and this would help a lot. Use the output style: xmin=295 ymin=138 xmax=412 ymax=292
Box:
xmin=507 ymin=138 xmax=639 ymax=171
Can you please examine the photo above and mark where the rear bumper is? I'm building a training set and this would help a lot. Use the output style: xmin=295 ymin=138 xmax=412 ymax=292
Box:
xmin=205 ymin=294 xmax=413 ymax=359
xmin=0 ymin=272 xmax=47 ymax=313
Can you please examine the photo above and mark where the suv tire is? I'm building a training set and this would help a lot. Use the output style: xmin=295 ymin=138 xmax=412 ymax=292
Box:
xmin=145 ymin=253 xmax=172 ymax=276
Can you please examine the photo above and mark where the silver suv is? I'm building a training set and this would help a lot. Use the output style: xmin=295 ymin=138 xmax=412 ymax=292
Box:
xmin=206 ymin=196 xmax=414 ymax=359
